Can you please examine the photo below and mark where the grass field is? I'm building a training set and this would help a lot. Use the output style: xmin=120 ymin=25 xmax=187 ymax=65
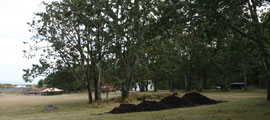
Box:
xmin=0 ymin=89 xmax=270 ymax=120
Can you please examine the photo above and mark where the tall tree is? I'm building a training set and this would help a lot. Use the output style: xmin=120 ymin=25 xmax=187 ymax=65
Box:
xmin=24 ymin=0 xmax=111 ymax=103
xmin=106 ymin=0 xmax=158 ymax=99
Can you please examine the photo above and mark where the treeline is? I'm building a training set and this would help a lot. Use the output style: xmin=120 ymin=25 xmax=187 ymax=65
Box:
xmin=23 ymin=0 xmax=270 ymax=103
xmin=38 ymin=67 xmax=85 ymax=93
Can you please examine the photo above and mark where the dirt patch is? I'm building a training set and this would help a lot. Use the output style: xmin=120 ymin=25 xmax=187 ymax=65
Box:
xmin=109 ymin=92 xmax=224 ymax=114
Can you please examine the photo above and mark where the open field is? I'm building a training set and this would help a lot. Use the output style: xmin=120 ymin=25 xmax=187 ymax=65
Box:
xmin=0 ymin=89 xmax=270 ymax=120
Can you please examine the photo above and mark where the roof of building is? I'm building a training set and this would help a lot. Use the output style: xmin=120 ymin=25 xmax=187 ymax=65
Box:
xmin=41 ymin=88 xmax=63 ymax=92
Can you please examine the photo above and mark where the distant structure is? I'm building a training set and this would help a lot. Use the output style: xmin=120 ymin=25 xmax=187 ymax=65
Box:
xmin=133 ymin=80 xmax=154 ymax=92
xmin=15 ymin=84 xmax=27 ymax=88
xmin=0 ymin=84 xmax=63 ymax=96
xmin=0 ymin=84 xmax=16 ymax=88
xmin=0 ymin=84 xmax=30 ymax=93
xmin=29 ymin=88 xmax=64 ymax=96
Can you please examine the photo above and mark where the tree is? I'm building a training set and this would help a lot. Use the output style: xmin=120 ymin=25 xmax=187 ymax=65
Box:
xmin=44 ymin=66 xmax=83 ymax=93
xmin=37 ymin=79 xmax=44 ymax=88
xmin=24 ymin=0 xmax=106 ymax=103
xmin=24 ymin=0 xmax=159 ymax=102
xmin=105 ymin=0 xmax=159 ymax=99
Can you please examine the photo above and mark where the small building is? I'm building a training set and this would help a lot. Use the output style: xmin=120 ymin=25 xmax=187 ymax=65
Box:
xmin=133 ymin=80 xmax=154 ymax=92
xmin=41 ymin=88 xmax=64 ymax=96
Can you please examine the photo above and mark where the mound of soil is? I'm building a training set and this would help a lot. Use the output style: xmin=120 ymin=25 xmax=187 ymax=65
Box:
xmin=159 ymin=95 xmax=194 ymax=108
xmin=136 ymin=100 xmax=168 ymax=111
xmin=109 ymin=104 xmax=137 ymax=114
xmin=109 ymin=92 xmax=223 ymax=114
xmin=182 ymin=92 xmax=219 ymax=105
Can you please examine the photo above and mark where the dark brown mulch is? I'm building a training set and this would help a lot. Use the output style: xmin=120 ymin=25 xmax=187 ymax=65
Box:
xmin=158 ymin=94 xmax=195 ymax=108
xmin=136 ymin=100 xmax=169 ymax=111
xmin=109 ymin=92 xmax=224 ymax=114
xmin=109 ymin=104 xmax=137 ymax=114
xmin=182 ymin=92 xmax=220 ymax=105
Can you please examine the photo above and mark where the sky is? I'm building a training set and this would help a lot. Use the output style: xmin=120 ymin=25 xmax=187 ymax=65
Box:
xmin=0 ymin=0 xmax=58 ymax=84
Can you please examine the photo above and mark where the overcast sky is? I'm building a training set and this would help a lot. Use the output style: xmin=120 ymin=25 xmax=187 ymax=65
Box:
xmin=0 ymin=0 xmax=58 ymax=84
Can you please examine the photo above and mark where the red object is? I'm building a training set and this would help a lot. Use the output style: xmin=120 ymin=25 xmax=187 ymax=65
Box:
xmin=101 ymin=84 xmax=116 ymax=92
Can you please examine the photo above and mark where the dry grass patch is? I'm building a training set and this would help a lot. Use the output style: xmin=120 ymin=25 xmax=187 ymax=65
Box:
xmin=0 ymin=89 xmax=269 ymax=120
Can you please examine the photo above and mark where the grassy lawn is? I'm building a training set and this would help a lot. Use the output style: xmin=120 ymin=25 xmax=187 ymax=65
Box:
xmin=0 ymin=89 xmax=270 ymax=120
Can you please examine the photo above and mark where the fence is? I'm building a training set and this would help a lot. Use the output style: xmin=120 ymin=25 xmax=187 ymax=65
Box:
xmin=0 ymin=88 xmax=31 ymax=93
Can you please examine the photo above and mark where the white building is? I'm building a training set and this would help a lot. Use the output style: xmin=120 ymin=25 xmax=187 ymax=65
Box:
xmin=133 ymin=80 xmax=154 ymax=91
xmin=15 ymin=84 xmax=27 ymax=88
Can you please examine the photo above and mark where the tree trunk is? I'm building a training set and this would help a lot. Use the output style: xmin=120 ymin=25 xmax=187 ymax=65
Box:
xmin=153 ymin=78 xmax=158 ymax=92
xmin=145 ymin=81 xmax=148 ymax=92
xmin=90 ymin=62 xmax=98 ymax=101
xmin=153 ymin=81 xmax=158 ymax=92
xmin=225 ymin=78 xmax=229 ymax=91
xmin=94 ymin=76 xmax=98 ymax=101
xmin=134 ymin=85 xmax=137 ymax=91
xmin=184 ymin=73 xmax=189 ymax=91
xmin=97 ymin=63 xmax=102 ymax=105
xmin=244 ymin=66 xmax=248 ymax=91
xmin=221 ymin=77 xmax=229 ymax=91
xmin=170 ymin=77 xmax=174 ymax=92
xmin=248 ymin=0 xmax=270 ymax=101
xmin=139 ymin=83 xmax=145 ymax=92
xmin=154 ymin=86 xmax=157 ymax=92
xmin=121 ymin=63 xmax=134 ymax=100
xmin=197 ymin=77 xmax=203 ymax=92
xmin=86 ymin=81 xmax=93 ymax=104
xmin=121 ymin=84 xmax=129 ymax=100
xmin=106 ymin=84 xmax=109 ymax=103
xmin=257 ymin=41 xmax=270 ymax=100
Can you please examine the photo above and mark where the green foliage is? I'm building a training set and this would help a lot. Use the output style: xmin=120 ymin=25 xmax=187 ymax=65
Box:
xmin=24 ymin=0 xmax=270 ymax=102
xmin=37 ymin=79 xmax=44 ymax=88
xmin=44 ymin=67 xmax=83 ymax=92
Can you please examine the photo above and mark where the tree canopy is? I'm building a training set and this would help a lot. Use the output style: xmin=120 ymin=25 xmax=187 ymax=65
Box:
xmin=24 ymin=0 xmax=270 ymax=103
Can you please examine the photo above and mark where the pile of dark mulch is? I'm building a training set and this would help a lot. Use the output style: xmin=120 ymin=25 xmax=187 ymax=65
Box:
xmin=109 ymin=92 xmax=224 ymax=114
xmin=109 ymin=104 xmax=137 ymax=114
xmin=182 ymin=92 xmax=221 ymax=105
xmin=136 ymin=100 xmax=169 ymax=111
xmin=159 ymin=95 xmax=194 ymax=108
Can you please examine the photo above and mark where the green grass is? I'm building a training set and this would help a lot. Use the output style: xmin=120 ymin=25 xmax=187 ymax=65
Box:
xmin=0 ymin=89 xmax=270 ymax=120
